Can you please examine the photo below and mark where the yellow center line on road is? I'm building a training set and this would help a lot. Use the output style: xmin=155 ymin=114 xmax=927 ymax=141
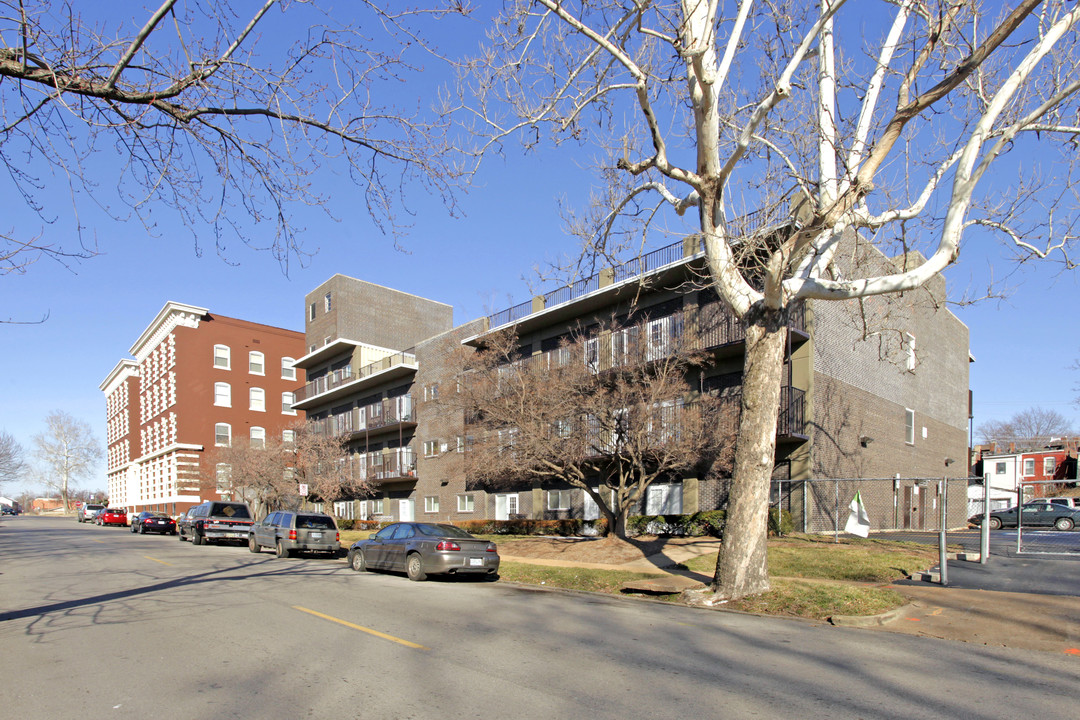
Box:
xmin=292 ymin=606 xmax=427 ymax=650
xmin=144 ymin=556 xmax=172 ymax=566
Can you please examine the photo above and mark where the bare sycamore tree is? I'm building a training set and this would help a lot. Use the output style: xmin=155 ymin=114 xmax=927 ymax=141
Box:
xmin=32 ymin=411 xmax=102 ymax=512
xmin=451 ymin=324 xmax=735 ymax=540
xmin=0 ymin=0 xmax=468 ymax=280
xmin=0 ymin=429 xmax=27 ymax=486
xmin=978 ymin=406 xmax=1075 ymax=447
xmin=461 ymin=1 xmax=1080 ymax=600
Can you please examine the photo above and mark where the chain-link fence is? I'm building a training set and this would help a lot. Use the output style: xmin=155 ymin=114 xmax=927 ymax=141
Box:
xmin=775 ymin=477 xmax=973 ymax=541
xmin=1013 ymin=481 xmax=1080 ymax=556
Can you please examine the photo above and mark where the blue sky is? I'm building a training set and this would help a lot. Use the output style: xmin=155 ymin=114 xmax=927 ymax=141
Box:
xmin=2 ymin=3 xmax=1078 ymax=497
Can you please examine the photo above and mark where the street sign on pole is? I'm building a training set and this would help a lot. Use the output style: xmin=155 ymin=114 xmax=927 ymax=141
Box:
xmin=299 ymin=483 xmax=309 ymax=496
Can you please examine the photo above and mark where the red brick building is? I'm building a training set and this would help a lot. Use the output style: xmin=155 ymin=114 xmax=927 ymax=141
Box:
xmin=100 ymin=302 xmax=306 ymax=516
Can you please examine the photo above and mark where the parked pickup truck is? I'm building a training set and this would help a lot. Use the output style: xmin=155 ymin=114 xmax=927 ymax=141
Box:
xmin=179 ymin=501 xmax=253 ymax=545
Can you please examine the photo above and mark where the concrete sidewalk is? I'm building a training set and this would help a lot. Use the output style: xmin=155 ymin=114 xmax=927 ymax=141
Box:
xmin=501 ymin=540 xmax=1080 ymax=655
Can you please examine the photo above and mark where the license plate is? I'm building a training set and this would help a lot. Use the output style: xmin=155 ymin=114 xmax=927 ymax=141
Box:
xmin=228 ymin=532 xmax=244 ymax=538
xmin=311 ymin=532 xmax=322 ymax=540
xmin=469 ymin=557 xmax=483 ymax=567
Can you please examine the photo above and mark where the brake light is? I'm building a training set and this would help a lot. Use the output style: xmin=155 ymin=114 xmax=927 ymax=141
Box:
xmin=335 ymin=532 xmax=340 ymax=542
xmin=486 ymin=544 xmax=497 ymax=553
xmin=289 ymin=529 xmax=297 ymax=540
xmin=436 ymin=541 xmax=461 ymax=551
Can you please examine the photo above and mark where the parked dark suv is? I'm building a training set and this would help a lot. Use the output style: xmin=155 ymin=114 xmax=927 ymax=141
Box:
xmin=179 ymin=501 xmax=253 ymax=545
xmin=248 ymin=511 xmax=340 ymax=558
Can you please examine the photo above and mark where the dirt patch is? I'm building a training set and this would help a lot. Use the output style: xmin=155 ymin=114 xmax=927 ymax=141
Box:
xmin=497 ymin=535 xmax=720 ymax=565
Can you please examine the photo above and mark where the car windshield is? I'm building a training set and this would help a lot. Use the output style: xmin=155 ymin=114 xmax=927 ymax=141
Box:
xmin=297 ymin=515 xmax=335 ymax=529
xmin=416 ymin=523 xmax=475 ymax=539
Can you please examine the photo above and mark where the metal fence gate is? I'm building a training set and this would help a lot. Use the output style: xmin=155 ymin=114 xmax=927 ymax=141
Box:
xmin=1016 ymin=481 xmax=1080 ymax=556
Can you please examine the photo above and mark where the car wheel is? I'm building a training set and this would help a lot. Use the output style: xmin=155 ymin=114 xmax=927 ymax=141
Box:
xmin=276 ymin=540 xmax=291 ymax=559
xmin=178 ymin=529 xmax=186 ymax=541
xmin=1054 ymin=517 xmax=1075 ymax=531
xmin=406 ymin=553 xmax=427 ymax=582
xmin=248 ymin=535 xmax=260 ymax=553
xmin=192 ymin=530 xmax=204 ymax=546
xmin=350 ymin=549 xmax=367 ymax=572
xmin=988 ymin=516 xmax=1002 ymax=530
xmin=139 ymin=525 xmax=146 ymax=534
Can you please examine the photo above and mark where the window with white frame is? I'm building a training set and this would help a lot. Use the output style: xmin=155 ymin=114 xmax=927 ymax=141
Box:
xmin=214 ymin=382 xmax=231 ymax=407
xmin=547 ymin=489 xmax=571 ymax=510
xmin=249 ymin=351 xmax=264 ymax=375
xmin=457 ymin=494 xmax=474 ymax=512
xmin=646 ymin=483 xmax=683 ymax=515
xmin=456 ymin=436 xmax=464 ymax=453
xmin=995 ymin=462 xmax=1006 ymax=474
xmin=424 ymin=383 xmax=439 ymax=402
xmin=214 ymin=423 xmax=231 ymax=447
xmin=215 ymin=463 xmax=231 ymax=494
xmin=281 ymin=357 xmax=296 ymax=380
xmin=584 ymin=337 xmax=600 ymax=373
xmin=282 ymin=392 xmax=295 ymax=415
xmin=904 ymin=332 xmax=917 ymax=372
xmin=309 ymin=302 xmax=317 ymax=321
xmin=1044 ymin=457 xmax=1056 ymax=476
xmin=904 ymin=409 xmax=915 ymax=445
xmin=372 ymin=497 xmax=384 ymax=515
xmin=213 ymin=344 xmax=231 ymax=369
xmin=1023 ymin=458 xmax=1035 ymax=476
xmin=250 ymin=427 xmax=265 ymax=449
xmin=424 ymin=496 xmax=439 ymax=513
xmin=250 ymin=387 xmax=265 ymax=412
xmin=423 ymin=440 xmax=440 ymax=457
xmin=324 ymin=292 xmax=332 ymax=312
xmin=282 ymin=429 xmax=296 ymax=448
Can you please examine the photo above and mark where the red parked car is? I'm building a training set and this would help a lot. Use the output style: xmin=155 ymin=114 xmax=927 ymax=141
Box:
xmin=97 ymin=508 xmax=128 ymax=527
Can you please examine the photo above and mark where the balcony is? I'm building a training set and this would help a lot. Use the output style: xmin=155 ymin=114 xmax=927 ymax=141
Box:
xmin=309 ymin=395 xmax=417 ymax=439
xmin=348 ymin=448 xmax=417 ymax=484
xmin=294 ymin=350 xmax=418 ymax=410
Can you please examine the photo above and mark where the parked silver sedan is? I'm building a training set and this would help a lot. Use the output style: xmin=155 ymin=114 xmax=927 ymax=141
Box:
xmin=347 ymin=522 xmax=499 ymax=581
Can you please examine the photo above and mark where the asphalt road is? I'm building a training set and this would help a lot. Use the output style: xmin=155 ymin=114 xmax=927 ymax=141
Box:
xmin=3 ymin=516 xmax=1079 ymax=719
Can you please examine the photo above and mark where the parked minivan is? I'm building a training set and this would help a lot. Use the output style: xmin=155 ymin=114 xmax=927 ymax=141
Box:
xmin=179 ymin=501 xmax=253 ymax=545
xmin=248 ymin=511 xmax=340 ymax=558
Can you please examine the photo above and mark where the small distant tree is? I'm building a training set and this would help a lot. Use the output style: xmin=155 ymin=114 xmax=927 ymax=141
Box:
xmin=32 ymin=411 xmax=102 ymax=512
xmin=978 ymin=407 xmax=1076 ymax=448
xmin=1 ymin=430 xmax=27 ymax=486
xmin=452 ymin=321 xmax=736 ymax=540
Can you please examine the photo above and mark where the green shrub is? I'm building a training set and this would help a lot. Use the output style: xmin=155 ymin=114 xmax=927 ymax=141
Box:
xmin=768 ymin=508 xmax=794 ymax=536
xmin=337 ymin=518 xmax=354 ymax=530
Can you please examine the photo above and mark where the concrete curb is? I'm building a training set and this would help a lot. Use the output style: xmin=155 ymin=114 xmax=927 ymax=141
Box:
xmin=830 ymin=603 xmax=911 ymax=628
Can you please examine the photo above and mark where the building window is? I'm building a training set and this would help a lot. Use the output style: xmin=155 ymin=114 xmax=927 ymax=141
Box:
xmin=309 ymin=302 xmax=317 ymax=321
xmin=423 ymin=440 xmax=440 ymax=457
xmin=249 ymin=351 xmax=264 ymax=375
xmin=547 ymin=489 xmax=571 ymax=511
xmin=424 ymin=496 xmax=439 ymax=513
xmin=214 ymin=382 xmax=231 ymax=407
xmin=282 ymin=429 xmax=296 ymax=448
xmin=646 ymin=483 xmax=683 ymax=515
xmin=216 ymin=464 xmax=231 ymax=494
xmin=1044 ymin=457 xmax=1056 ymax=476
xmin=281 ymin=357 xmax=296 ymax=381
xmin=1023 ymin=458 xmax=1035 ymax=476
xmin=456 ymin=436 xmax=464 ymax=453
xmin=995 ymin=462 xmax=1006 ymax=474
xmin=372 ymin=498 xmax=384 ymax=515
xmin=250 ymin=387 xmax=266 ymax=412
xmin=904 ymin=409 xmax=915 ymax=445
xmin=457 ymin=494 xmax=475 ymax=513
xmin=250 ymin=427 xmax=265 ymax=449
xmin=214 ymin=423 xmax=231 ymax=447
xmin=904 ymin=332 xmax=916 ymax=372
xmin=424 ymin=384 xmax=439 ymax=402
xmin=282 ymin=392 xmax=295 ymax=415
xmin=324 ymin=292 xmax=332 ymax=312
xmin=213 ymin=345 xmax=231 ymax=369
